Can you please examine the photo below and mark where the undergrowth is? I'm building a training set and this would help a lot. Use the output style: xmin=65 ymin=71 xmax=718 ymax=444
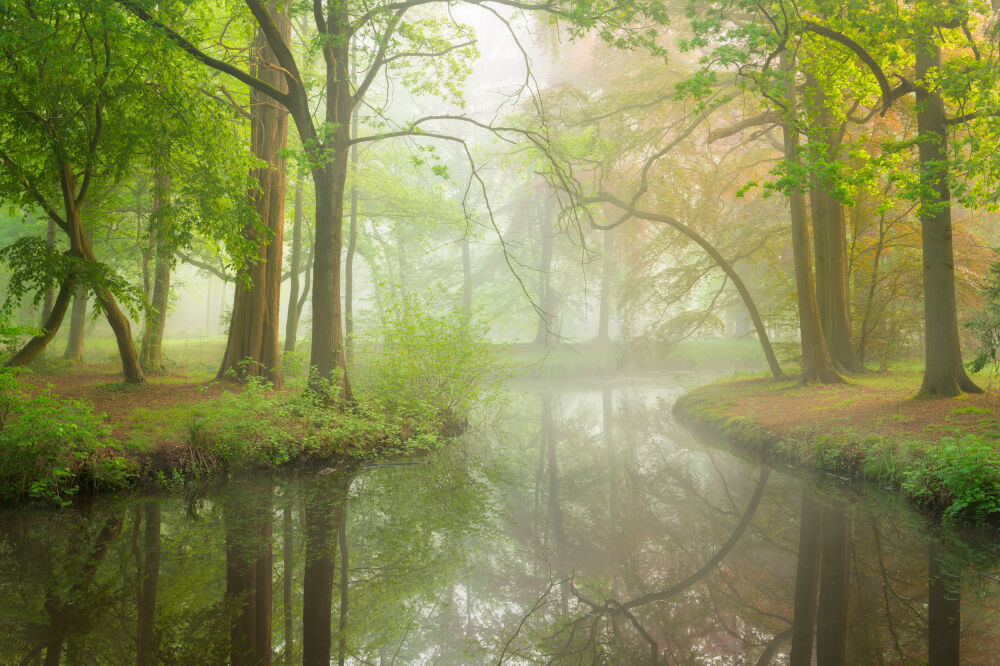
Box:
xmin=1 ymin=297 xmax=503 ymax=505
xmin=0 ymin=368 xmax=135 ymax=504
xmin=675 ymin=386 xmax=1000 ymax=524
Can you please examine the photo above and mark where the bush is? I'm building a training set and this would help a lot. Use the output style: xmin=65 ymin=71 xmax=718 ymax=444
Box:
xmin=0 ymin=369 xmax=132 ymax=504
xmin=353 ymin=293 xmax=504 ymax=429
xmin=903 ymin=435 xmax=1000 ymax=522
xmin=967 ymin=254 xmax=1000 ymax=384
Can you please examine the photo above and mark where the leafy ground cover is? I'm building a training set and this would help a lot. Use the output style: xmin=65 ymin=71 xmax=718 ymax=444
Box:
xmin=1 ymin=300 xmax=502 ymax=505
xmin=675 ymin=369 xmax=1000 ymax=523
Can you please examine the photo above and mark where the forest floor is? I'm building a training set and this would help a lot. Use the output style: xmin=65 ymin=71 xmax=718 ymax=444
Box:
xmin=5 ymin=356 xmax=436 ymax=504
xmin=675 ymin=367 xmax=1000 ymax=522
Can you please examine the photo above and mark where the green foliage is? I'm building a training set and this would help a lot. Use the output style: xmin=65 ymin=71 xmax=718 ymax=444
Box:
xmin=354 ymin=293 xmax=505 ymax=428
xmin=677 ymin=379 xmax=1000 ymax=524
xmin=0 ymin=369 xmax=133 ymax=504
xmin=0 ymin=310 xmax=36 ymax=359
xmin=966 ymin=254 xmax=1000 ymax=379
xmin=902 ymin=435 xmax=1000 ymax=523
xmin=0 ymin=236 xmax=144 ymax=319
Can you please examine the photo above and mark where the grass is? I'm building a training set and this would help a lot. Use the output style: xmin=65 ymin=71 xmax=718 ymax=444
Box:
xmin=3 ymin=366 xmax=449 ymax=505
xmin=674 ymin=366 xmax=1000 ymax=523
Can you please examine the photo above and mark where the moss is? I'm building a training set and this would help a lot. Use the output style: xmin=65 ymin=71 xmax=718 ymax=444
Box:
xmin=674 ymin=382 xmax=1000 ymax=524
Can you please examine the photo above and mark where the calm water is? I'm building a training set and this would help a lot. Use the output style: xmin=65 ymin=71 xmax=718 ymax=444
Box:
xmin=2 ymin=377 xmax=999 ymax=664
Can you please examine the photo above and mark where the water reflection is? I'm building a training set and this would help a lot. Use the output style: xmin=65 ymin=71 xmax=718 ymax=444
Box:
xmin=0 ymin=381 xmax=998 ymax=664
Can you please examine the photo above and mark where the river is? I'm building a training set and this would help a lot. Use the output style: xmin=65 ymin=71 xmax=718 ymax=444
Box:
xmin=1 ymin=375 xmax=998 ymax=663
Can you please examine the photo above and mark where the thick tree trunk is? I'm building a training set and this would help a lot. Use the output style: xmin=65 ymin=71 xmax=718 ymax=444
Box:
xmin=284 ymin=174 xmax=304 ymax=353
xmin=302 ymin=475 xmax=337 ymax=666
xmin=224 ymin=485 xmax=272 ymax=666
xmin=5 ymin=278 xmax=74 ymax=367
xmin=218 ymin=2 xmax=290 ymax=388
xmin=63 ymin=284 xmax=87 ymax=361
xmin=782 ymin=55 xmax=843 ymax=384
xmin=808 ymin=83 xmax=865 ymax=374
xmin=789 ymin=494 xmax=822 ymax=666
xmin=596 ymin=226 xmax=614 ymax=343
xmin=136 ymin=502 xmax=161 ymax=666
xmin=99 ymin=286 xmax=145 ymax=384
xmin=816 ymin=507 xmax=850 ymax=665
xmin=928 ymin=543 xmax=961 ymax=665
xmin=915 ymin=29 xmax=980 ymax=396
xmin=308 ymin=154 xmax=351 ymax=399
xmin=140 ymin=172 xmax=171 ymax=373
xmin=63 ymin=164 xmax=144 ymax=383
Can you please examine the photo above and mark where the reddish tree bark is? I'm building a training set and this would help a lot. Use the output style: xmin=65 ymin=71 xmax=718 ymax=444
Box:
xmin=218 ymin=1 xmax=290 ymax=387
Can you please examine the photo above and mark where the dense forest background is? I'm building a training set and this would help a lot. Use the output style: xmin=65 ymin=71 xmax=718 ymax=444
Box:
xmin=2 ymin=0 xmax=1000 ymax=396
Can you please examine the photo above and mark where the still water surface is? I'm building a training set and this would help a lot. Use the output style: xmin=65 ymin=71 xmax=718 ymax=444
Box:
xmin=2 ymin=376 xmax=999 ymax=664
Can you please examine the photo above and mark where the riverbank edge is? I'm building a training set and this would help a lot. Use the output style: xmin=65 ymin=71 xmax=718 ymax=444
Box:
xmin=673 ymin=381 xmax=1000 ymax=524
xmin=2 ymin=374 xmax=461 ymax=506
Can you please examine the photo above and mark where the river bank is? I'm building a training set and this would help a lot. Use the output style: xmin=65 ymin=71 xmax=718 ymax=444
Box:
xmin=674 ymin=370 xmax=1000 ymax=522
xmin=3 ymin=363 xmax=448 ymax=505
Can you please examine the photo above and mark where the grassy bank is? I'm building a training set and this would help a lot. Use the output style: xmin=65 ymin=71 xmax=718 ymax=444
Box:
xmin=674 ymin=370 xmax=1000 ymax=523
xmin=2 ymin=363 xmax=456 ymax=505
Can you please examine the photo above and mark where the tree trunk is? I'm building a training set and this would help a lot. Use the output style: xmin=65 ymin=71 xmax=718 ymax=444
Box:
xmin=218 ymin=2 xmax=290 ymax=388
xmin=928 ymin=543 xmax=961 ymax=665
xmin=10 ymin=163 xmax=144 ymax=382
xmin=345 ymin=89 xmax=359 ymax=364
xmin=254 ymin=489 xmax=273 ymax=664
xmin=5 ymin=278 xmax=74 ymax=368
xmin=915 ymin=27 xmax=980 ymax=396
xmin=302 ymin=475 xmax=337 ymax=666
xmin=284 ymin=173 xmax=304 ymax=353
xmin=606 ymin=201 xmax=786 ymax=379
xmin=224 ymin=485 xmax=272 ymax=666
xmin=533 ymin=195 xmax=556 ymax=345
xmin=789 ymin=494 xmax=822 ymax=666
xmin=308 ymin=153 xmax=351 ymax=399
xmin=542 ymin=394 xmax=571 ymax=613
xmin=336 ymin=475 xmax=349 ymax=666
xmin=395 ymin=231 xmax=408 ymax=297
xmin=62 ymin=284 xmax=87 ymax=361
xmin=782 ymin=54 xmax=843 ymax=384
xmin=816 ymin=507 xmax=850 ymax=665
xmin=596 ymin=226 xmax=614 ymax=343
xmin=136 ymin=502 xmax=161 ymax=666
xmin=808 ymin=81 xmax=865 ymax=374
xmin=41 ymin=217 xmax=56 ymax=325
xmin=282 ymin=496 xmax=294 ymax=661
xmin=140 ymin=172 xmax=171 ymax=373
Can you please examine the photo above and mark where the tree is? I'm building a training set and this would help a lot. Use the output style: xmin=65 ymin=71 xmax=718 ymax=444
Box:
xmin=0 ymin=1 xmax=151 ymax=382
xmin=217 ymin=1 xmax=290 ymax=387
xmin=121 ymin=0 xmax=672 ymax=399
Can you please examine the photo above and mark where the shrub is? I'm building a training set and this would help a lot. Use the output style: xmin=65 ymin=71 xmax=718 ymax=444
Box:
xmin=903 ymin=435 xmax=1000 ymax=522
xmin=0 ymin=369 xmax=132 ymax=504
xmin=353 ymin=293 xmax=504 ymax=428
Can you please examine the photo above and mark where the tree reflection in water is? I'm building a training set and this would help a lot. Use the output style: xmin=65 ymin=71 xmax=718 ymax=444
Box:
xmin=0 ymin=383 xmax=998 ymax=664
